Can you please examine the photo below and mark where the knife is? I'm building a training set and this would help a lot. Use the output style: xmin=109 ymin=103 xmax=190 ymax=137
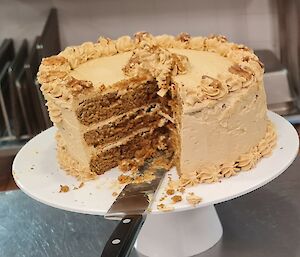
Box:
xmin=101 ymin=169 xmax=165 ymax=257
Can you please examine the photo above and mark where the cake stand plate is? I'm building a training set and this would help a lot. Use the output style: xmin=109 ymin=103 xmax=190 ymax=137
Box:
xmin=13 ymin=111 xmax=299 ymax=257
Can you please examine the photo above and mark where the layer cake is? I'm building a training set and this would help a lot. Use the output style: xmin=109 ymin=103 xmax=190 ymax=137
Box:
xmin=37 ymin=32 xmax=276 ymax=186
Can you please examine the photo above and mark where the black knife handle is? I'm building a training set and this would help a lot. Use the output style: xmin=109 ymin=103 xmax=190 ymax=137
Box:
xmin=101 ymin=215 xmax=146 ymax=257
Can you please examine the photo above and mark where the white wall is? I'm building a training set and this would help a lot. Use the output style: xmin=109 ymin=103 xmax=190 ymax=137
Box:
xmin=0 ymin=0 xmax=279 ymax=56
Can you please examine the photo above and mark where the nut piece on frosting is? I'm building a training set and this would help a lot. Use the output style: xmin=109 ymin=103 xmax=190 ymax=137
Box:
xmin=176 ymin=32 xmax=191 ymax=43
xmin=122 ymin=36 xmax=190 ymax=96
xmin=228 ymin=64 xmax=254 ymax=81
xmin=66 ymin=77 xmax=93 ymax=96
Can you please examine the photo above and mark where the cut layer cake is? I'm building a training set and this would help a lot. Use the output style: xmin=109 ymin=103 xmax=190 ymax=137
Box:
xmin=37 ymin=32 xmax=276 ymax=186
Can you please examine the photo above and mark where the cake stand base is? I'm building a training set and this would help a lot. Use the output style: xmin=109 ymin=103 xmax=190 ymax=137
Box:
xmin=135 ymin=205 xmax=223 ymax=257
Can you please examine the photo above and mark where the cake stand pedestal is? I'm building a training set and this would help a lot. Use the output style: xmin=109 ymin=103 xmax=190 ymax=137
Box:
xmin=12 ymin=111 xmax=299 ymax=257
xmin=135 ymin=205 xmax=222 ymax=257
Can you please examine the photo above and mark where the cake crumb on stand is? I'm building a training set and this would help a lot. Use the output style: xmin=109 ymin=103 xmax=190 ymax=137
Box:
xmin=118 ymin=174 xmax=133 ymax=184
xmin=59 ymin=185 xmax=70 ymax=193
xmin=157 ymin=203 xmax=174 ymax=212
xmin=186 ymin=192 xmax=202 ymax=206
xmin=166 ymin=189 xmax=175 ymax=195
xmin=73 ymin=182 xmax=85 ymax=190
xmin=171 ymin=195 xmax=182 ymax=203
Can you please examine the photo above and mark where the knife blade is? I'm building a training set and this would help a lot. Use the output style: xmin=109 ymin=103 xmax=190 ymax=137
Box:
xmin=101 ymin=169 xmax=165 ymax=257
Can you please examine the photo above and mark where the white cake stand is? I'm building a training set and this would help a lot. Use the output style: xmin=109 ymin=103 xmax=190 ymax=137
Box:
xmin=13 ymin=111 xmax=299 ymax=257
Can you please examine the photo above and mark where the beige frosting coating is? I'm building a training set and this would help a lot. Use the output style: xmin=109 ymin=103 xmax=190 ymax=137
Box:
xmin=56 ymin=132 xmax=96 ymax=181
xmin=70 ymin=52 xmax=132 ymax=86
xmin=57 ymin=108 xmax=90 ymax=167
xmin=180 ymin=80 xmax=267 ymax=178
xmin=169 ymin=49 xmax=233 ymax=85
xmin=180 ymin=121 xmax=276 ymax=186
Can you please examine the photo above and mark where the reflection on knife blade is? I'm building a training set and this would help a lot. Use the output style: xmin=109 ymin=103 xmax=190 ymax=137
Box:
xmin=105 ymin=169 xmax=165 ymax=220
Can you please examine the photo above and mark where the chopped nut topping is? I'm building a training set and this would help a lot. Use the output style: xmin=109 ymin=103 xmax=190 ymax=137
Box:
xmin=98 ymin=84 xmax=106 ymax=92
xmin=38 ymin=71 xmax=68 ymax=84
xmin=42 ymin=56 xmax=68 ymax=66
xmin=236 ymin=44 xmax=251 ymax=51
xmin=176 ymin=32 xmax=191 ymax=42
xmin=242 ymin=56 xmax=250 ymax=62
xmin=67 ymin=77 xmax=93 ymax=95
xmin=59 ymin=185 xmax=69 ymax=193
xmin=208 ymin=34 xmax=227 ymax=43
xmin=134 ymin=31 xmax=152 ymax=43
xmin=228 ymin=64 xmax=253 ymax=80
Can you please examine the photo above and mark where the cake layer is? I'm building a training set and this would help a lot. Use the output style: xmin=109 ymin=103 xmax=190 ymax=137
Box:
xmin=83 ymin=104 xmax=164 ymax=147
xmin=90 ymin=127 xmax=172 ymax=174
xmin=76 ymin=81 xmax=160 ymax=125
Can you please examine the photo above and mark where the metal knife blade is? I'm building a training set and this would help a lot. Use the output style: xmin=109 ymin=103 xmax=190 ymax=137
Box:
xmin=101 ymin=169 xmax=166 ymax=257
xmin=105 ymin=168 xmax=165 ymax=220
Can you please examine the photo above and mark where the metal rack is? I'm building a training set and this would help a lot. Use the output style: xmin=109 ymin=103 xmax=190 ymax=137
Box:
xmin=0 ymin=8 xmax=60 ymax=156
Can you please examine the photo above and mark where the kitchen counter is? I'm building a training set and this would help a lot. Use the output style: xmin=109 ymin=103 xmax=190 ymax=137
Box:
xmin=1 ymin=156 xmax=300 ymax=257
